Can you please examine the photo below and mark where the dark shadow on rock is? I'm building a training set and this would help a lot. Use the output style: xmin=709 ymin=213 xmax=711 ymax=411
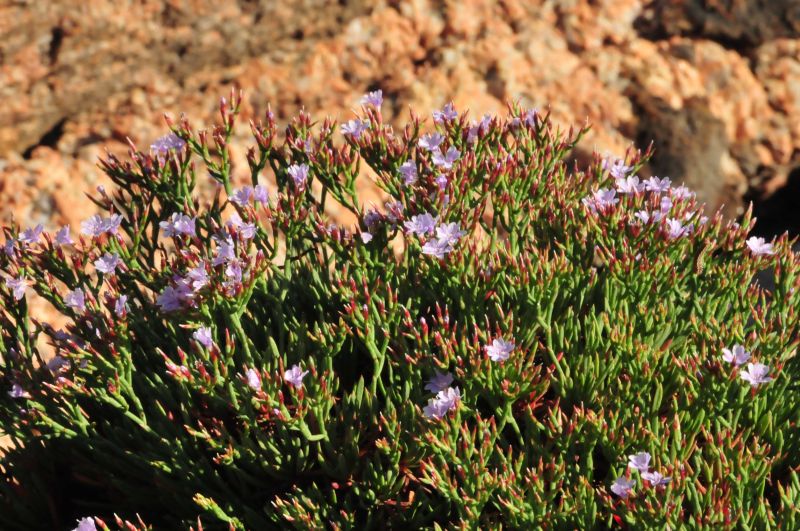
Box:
xmin=749 ymin=166 xmax=800 ymax=239
xmin=635 ymin=0 xmax=800 ymax=51
xmin=748 ymin=165 xmax=800 ymax=293
xmin=633 ymin=95 xmax=728 ymax=210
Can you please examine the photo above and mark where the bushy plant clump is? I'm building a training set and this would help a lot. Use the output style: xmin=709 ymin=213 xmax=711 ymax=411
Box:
xmin=1 ymin=90 xmax=799 ymax=530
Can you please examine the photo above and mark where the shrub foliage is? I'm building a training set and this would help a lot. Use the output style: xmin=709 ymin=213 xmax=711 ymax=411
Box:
xmin=1 ymin=91 xmax=799 ymax=529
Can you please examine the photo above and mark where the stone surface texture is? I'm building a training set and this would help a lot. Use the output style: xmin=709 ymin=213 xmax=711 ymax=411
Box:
xmin=1 ymin=0 xmax=800 ymax=230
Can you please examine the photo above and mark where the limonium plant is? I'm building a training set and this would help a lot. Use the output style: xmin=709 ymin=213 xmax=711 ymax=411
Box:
xmin=1 ymin=89 xmax=800 ymax=529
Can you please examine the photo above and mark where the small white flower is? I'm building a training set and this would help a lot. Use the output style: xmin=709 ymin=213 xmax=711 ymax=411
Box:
xmin=746 ymin=237 xmax=775 ymax=257
xmin=423 ymin=386 xmax=461 ymax=419
xmin=722 ymin=344 xmax=750 ymax=367
xmin=485 ymin=338 xmax=514 ymax=362
xmin=425 ymin=371 xmax=454 ymax=394
xmin=284 ymin=364 xmax=309 ymax=389
xmin=739 ymin=362 xmax=773 ymax=387
xmin=628 ymin=452 xmax=651 ymax=473
xmin=641 ymin=471 xmax=671 ymax=487
xmin=246 ymin=368 xmax=262 ymax=390
xmin=610 ymin=477 xmax=635 ymax=498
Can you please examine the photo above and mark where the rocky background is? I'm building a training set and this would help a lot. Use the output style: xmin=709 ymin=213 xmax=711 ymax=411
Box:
xmin=2 ymin=0 xmax=800 ymax=237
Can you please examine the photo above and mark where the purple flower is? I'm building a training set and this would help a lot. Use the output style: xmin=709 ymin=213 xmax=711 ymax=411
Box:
xmin=8 ymin=383 xmax=30 ymax=399
xmin=478 ymin=114 xmax=492 ymax=133
xmin=524 ymin=108 xmax=539 ymax=128
xmin=81 ymin=214 xmax=122 ymax=238
xmin=3 ymin=239 xmax=16 ymax=257
xmin=660 ymin=196 xmax=673 ymax=213
xmin=94 ymin=253 xmax=122 ymax=275
xmin=722 ymin=344 xmax=750 ymax=367
xmin=418 ymin=133 xmax=445 ymax=152
xmin=80 ymin=215 xmax=105 ymax=237
xmin=72 ymin=517 xmax=97 ymax=531
xmin=55 ymin=225 xmax=73 ymax=246
xmin=425 ymin=371 xmax=454 ymax=394
xmin=739 ymin=362 xmax=773 ymax=387
xmin=254 ymin=184 xmax=268 ymax=205
xmin=299 ymin=138 xmax=314 ymax=154
xmin=634 ymin=210 xmax=652 ymax=224
xmin=435 ymin=174 xmax=448 ymax=190
xmin=644 ymin=176 xmax=671 ymax=193
xmin=399 ymin=160 xmax=417 ymax=185
xmin=432 ymin=102 xmax=458 ymax=124
xmin=364 ymin=209 xmax=383 ymax=229
xmin=228 ymin=213 xmax=257 ymax=240
xmin=423 ymin=386 xmax=461 ymax=419
xmin=98 ymin=214 xmax=124 ymax=237
xmin=641 ymin=471 xmax=671 ymax=487
xmin=213 ymin=236 xmax=237 ymax=266
xmin=65 ymin=288 xmax=86 ymax=313
xmin=157 ymin=286 xmax=183 ymax=312
xmin=186 ymin=263 xmax=210 ymax=291
xmin=610 ymin=477 xmax=635 ymax=498
xmin=671 ymin=185 xmax=695 ymax=200
xmin=594 ymin=189 xmax=619 ymax=208
xmin=225 ymin=261 xmax=243 ymax=282
xmin=431 ymin=146 xmax=460 ymax=170
xmin=361 ymin=90 xmax=383 ymax=107
xmin=341 ymin=119 xmax=370 ymax=139
xmin=193 ymin=327 xmax=214 ymax=349
xmin=223 ymin=261 xmax=243 ymax=292
xmin=105 ymin=214 xmax=123 ymax=235
xmin=466 ymin=122 xmax=480 ymax=144
xmin=160 ymin=213 xmax=196 ymax=238
xmin=628 ymin=452 xmax=651 ymax=473
xmin=230 ymin=186 xmax=254 ymax=207
xmin=603 ymin=157 xmax=633 ymax=180
xmin=360 ymin=232 xmax=373 ymax=244
xmin=421 ymin=239 xmax=453 ymax=259
xmin=53 ymin=330 xmax=72 ymax=342
xmin=18 ymin=224 xmax=44 ymax=245
xmin=385 ymin=201 xmax=405 ymax=223
xmin=150 ymin=133 xmax=185 ymax=158
xmin=5 ymin=276 xmax=29 ymax=301
xmin=287 ymin=163 xmax=310 ymax=189
xmin=47 ymin=355 xmax=70 ymax=374
xmin=615 ymin=176 xmax=643 ymax=195
xmin=417 ymin=221 xmax=465 ymax=257
xmin=435 ymin=223 xmax=466 ymax=246
xmin=239 ymin=223 xmax=256 ymax=240
xmin=404 ymin=213 xmax=438 ymax=236
xmin=582 ymin=188 xmax=618 ymax=212
xmin=485 ymin=338 xmax=514 ymax=362
xmin=284 ymin=364 xmax=309 ymax=389
xmin=114 ymin=295 xmax=128 ymax=317
xmin=246 ymin=368 xmax=262 ymax=390
xmin=746 ymin=236 xmax=775 ymax=256
xmin=665 ymin=218 xmax=690 ymax=240
xmin=172 ymin=214 xmax=196 ymax=237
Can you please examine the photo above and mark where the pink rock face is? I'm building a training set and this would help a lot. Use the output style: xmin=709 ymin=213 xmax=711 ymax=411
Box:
xmin=0 ymin=0 xmax=798 ymax=233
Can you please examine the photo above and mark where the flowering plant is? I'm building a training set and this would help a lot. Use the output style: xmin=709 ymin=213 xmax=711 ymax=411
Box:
xmin=1 ymin=90 xmax=799 ymax=529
